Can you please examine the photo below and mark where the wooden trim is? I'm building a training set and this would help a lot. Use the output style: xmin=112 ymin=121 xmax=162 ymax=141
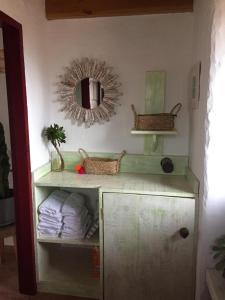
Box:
xmin=0 ymin=49 xmax=4 ymax=73
xmin=45 ymin=0 xmax=194 ymax=20
xmin=0 ymin=10 xmax=37 ymax=295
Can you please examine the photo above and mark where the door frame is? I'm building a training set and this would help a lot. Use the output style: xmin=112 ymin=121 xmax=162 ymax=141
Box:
xmin=0 ymin=10 xmax=36 ymax=295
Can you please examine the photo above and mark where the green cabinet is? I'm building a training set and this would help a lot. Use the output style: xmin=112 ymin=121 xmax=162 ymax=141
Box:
xmin=103 ymin=193 xmax=196 ymax=300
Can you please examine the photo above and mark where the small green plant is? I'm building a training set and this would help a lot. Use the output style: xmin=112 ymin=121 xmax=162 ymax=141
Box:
xmin=0 ymin=122 xmax=10 ymax=199
xmin=44 ymin=124 xmax=66 ymax=171
xmin=212 ymin=235 xmax=225 ymax=275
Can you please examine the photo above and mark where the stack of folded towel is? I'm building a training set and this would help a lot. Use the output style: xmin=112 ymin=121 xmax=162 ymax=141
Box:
xmin=37 ymin=190 xmax=69 ymax=237
xmin=61 ymin=192 xmax=92 ymax=239
xmin=86 ymin=205 xmax=99 ymax=239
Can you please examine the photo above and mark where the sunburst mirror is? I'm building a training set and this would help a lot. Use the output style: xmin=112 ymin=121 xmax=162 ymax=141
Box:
xmin=56 ymin=58 xmax=122 ymax=127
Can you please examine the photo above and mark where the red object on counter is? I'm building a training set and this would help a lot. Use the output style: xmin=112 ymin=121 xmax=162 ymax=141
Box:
xmin=75 ymin=164 xmax=82 ymax=171
xmin=74 ymin=165 xmax=85 ymax=174
xmin=78 ymin=166 xmax=85 ymax=174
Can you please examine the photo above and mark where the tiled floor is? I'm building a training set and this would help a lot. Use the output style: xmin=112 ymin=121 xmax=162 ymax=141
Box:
xmin=0 ymin=247 xmax=96 ymax=300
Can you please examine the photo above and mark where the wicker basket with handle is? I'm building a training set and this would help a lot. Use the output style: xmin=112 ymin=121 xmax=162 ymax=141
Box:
xmin=78 ymin=148 xmax=126 ymax=175
xmin=131 ymin=103 xmax=182 ymax=131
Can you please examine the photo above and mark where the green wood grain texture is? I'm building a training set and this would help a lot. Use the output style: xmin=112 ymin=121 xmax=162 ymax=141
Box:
xmin=34 ymin=171 xmax=196 ymax=198
xmin=57 ymin=151 xmax=188 ymax=175
xmin=186 ymin=168 xmax=200 ymax=195
xmin=32 ymin=152 xmax=195 ymax=177
xmin=103 ymin=193 xmax=195 ymax=300
xmin=33 ymin=162 xmax=51 ymax=182
xmin=144 ymin=71 xmax=166 ymax=155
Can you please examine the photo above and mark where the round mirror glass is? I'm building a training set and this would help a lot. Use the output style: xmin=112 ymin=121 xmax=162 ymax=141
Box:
xmin=75 ymin=77 xmax=104 ymax=109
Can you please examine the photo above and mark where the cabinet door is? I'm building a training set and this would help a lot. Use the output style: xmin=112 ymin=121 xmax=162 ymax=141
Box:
xmin=103 ymin=193 xmax=195 ymax=300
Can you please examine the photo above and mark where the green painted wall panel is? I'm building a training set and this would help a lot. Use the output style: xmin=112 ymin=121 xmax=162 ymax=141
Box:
xmin=57 ymin=151 xmax=188 ymax=176
xmin=144 ymin=71 xmax=166 ymax=155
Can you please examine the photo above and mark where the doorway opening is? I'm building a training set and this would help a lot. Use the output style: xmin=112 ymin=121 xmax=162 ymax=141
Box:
xmin=0 ymin=10 xmax=36 ymax=295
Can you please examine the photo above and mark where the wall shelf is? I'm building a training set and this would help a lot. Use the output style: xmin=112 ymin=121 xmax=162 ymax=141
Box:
xmin=131 ymin=129 xmax=177 ymax=151
xmin=131 ymin=129 xmax=177 ymax=135
xmin=37 ymin=232 xmax=99 ymax=248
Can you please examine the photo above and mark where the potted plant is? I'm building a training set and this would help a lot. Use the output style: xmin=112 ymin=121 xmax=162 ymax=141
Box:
xmin=0 ymin=122 xmax=15 ymax=227
xmin=44 ymin=124 xmax=66 ymax=171
xmin=212 ymin=235 xmax=225 ymax=277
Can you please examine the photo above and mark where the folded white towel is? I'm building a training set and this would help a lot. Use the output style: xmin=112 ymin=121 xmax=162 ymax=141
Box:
xmin=39 ymin=213 xmax=63 ymax=225
xmin=62 ymin=193 xmax=85 ymax=217
xmin=86 ymin=219 xmax=99 ymax=239
xmin=86 ymin=203 xmax=99 ymax=239
xmin=38 ymin=222 xmax=62 ymax=231
xmin=63 ymin=216 xmax=90 ymax=232
xmin=62 ymin=229 xmax=86 ymax=236
xmin=38 ymin=219 xmax=59 ymax=227
xmin=62 ymin=225 xmax=86 ymax=234
xmin=61 ymin=216 xmax=91 ymax=239
xmin=61 ymin=232 xmax=85 ymax=239
xmin=38 ymin=228 xmax=61 ymax=237
xmin=61 ymin=225 xmax=90 ymax=239
xmin=63 ymin=208 xmax=88 ymax=226
xmin=38 ymin=228 xmax=60 ymax=237
xmin=39 ymin=190 xmax=69 ymax=216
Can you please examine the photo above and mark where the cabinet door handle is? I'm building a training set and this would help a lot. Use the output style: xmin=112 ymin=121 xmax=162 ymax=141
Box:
xmin=179 ymin=227 xmax=189 ymax=239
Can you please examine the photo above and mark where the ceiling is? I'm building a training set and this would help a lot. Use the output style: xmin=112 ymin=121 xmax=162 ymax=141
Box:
xmin=45 ymin=0 xmax=194 ymax=20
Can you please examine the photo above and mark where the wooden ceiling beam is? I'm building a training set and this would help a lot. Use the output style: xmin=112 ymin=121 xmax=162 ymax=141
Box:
xmin=45 ymin=0 xmax=194 ymax=20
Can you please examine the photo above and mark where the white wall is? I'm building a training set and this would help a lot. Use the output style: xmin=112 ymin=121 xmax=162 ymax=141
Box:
xmin=0 ymin=0 xmax=49 ymax=171
xmin=2 ymin=2 xmax=223 ymax=296
xmin=189 ymin=0 xmax=214 ymax=298
xmin=47 ymin=14 xmax=193 ymax=155
xmin=0 ymin=4 xmax=195 ymax=164
xmin=189 ymin=2 xmax=214 ymax=299
xmin=189 ymin=0 xmax=225 ymax=299
xmin=189 ymin=0 xmax=214 ymax=180
xmin=203 ymin=0 xmax=225 ymax=298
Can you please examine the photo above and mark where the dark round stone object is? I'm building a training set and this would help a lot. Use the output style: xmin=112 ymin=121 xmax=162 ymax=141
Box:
xmin=160 ymin=157 xmax=174 ymax=173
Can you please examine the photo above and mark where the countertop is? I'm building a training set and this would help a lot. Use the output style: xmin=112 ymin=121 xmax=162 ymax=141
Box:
xmin=35 ymin=171 xmax=197 ymax=198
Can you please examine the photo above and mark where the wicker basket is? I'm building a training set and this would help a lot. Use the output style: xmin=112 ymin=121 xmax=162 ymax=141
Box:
xmin=131 ymin=103 xmax=182 ymax=131
xmin=78 ymin=148 xmax=126 ymax=175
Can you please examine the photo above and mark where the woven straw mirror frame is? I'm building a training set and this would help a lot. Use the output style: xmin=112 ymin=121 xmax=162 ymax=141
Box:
xmin=56 ymin=57 xmax=122 ymax=127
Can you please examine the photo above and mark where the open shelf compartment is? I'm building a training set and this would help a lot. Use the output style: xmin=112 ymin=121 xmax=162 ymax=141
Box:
xmin=37 ymin=231 xmax=99 ymax=247
xmin=34 ymin=186 xmax=100 ymax=298
xmin=37 ymin=243 xmax=100 ymax=298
